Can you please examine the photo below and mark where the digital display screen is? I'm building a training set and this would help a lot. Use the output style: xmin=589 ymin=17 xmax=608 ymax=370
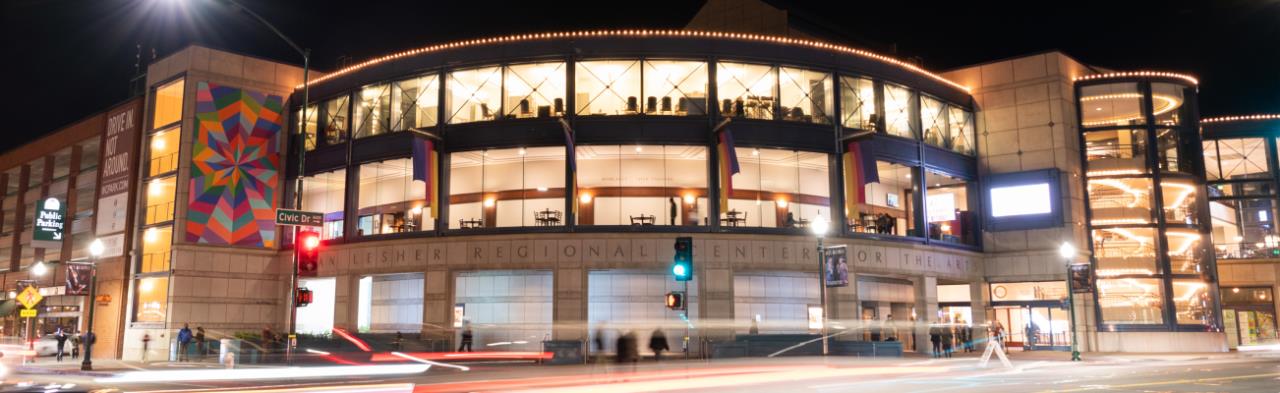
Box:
xmin=989 ymin=183 xmax=1052 ymax=217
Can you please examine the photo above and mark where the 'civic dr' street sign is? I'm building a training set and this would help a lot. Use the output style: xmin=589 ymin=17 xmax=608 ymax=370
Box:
xmin=276 ymin=208 xmax=323 ymax=227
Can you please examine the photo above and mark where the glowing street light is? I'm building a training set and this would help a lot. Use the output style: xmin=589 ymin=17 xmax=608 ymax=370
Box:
xmin=1061 ymin=241 xmax=1082 ymax=362
xmin=31 ymin=261 xmax=47 ymax=277
xmin=811 ymin=214 xmax=829 ymax=355
xmin=82 ymin=238 xmax=105 ymax=370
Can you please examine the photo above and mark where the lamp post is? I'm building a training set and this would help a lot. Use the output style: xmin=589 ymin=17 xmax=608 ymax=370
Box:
xmin=81 ymin=239 xmax=105 ymax=371
xmin=1060 ymin=241 xmax=1082 ymax=362
xmin=811 ymin=214 xmax=830 ymax=355
xmin=27 ymin=261 xmax=49 ymax=354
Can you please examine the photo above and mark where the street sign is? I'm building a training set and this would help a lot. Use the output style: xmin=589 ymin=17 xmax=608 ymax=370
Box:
xmin=275 ymin=209 xmax=323 ymax=227
xmin=17 ymin=286 xmax=43 ymax=309
xmin=32 ymin=198 xmax=65 ymax=248
xmin=19 ymin=309 xmax=36 ymax=318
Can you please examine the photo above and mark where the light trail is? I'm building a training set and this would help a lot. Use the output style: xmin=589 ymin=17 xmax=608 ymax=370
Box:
xmin=370 ymin=351 xmax=552 ymax=362
xmin=332 ymin=328 xmax=373 ymax=352
xmin=94 ymin=364 xmax=429 ymax=384
xmin=390 ymin=351 xmax=471 ymax=371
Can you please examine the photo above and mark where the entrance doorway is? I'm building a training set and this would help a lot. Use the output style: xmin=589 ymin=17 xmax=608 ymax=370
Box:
xmin=991 ymin=303 xmax=1071 ymax=351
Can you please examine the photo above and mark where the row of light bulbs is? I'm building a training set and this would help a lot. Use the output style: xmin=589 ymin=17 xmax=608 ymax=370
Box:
xmin=1073 ymin=71 xmax=1199 ymax=86
xmin=1201 ymin=114 xmax=1280 ymax=124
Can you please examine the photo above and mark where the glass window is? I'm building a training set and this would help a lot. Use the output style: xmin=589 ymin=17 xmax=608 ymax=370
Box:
xmin=1088 ymin=178 xmax=1154 ymax=225
xmin=1097 ymin=278 xmax=1164 ymax=324
xmin=322 ymin=95 xmax=350 ymax=144
xmin=1155 ymin=129 xmax=1182 ymax=173
xmin=1093 ymin=227 xmax=1159 ymax=277
xmin=1211 ymin=138 xmax=1270 ymax=181
xmin=147 ymin=127 xmax=180 ymax=176
xmin=778 ymin=67 xmax=832 ymax=124
xmin=643 ymin=60 xmax=709 ymax=116
xmin=391 ymin=74 xmax=440 ymax=130
xmin=27 ymin=159 xmax=44 ymax=188
xmin=920 ymin=96 xmax=948 ymax=148
xmin=134 ymin=276 xmax=170 ymax=323
xmin=504 ymin=62 xmax=566 ymax=119
xmin=447 ymin=66 xmax=502 ymax=124
xmin=1162 ymin=179 xmax=1199 ymax=225
xmin=721 ymin=148 xmax=829 ymax=228
xmin=925 ymin=170 xmax=975 ymax=245
xmin=1166 ymin=228 xmax=1205 ymax=275
xmin=295 ymin=104 xmax=318 ymax=151
xmin=448 ymin=147 xmax=565 ymax=228
xmin=152 ymin=79 xmax=184 ymax=128
xmin=1151 ymin=83 xmax=1188 ymax=126
xmin=302 ymin=169 xmax=346 ymax=240
xmin=140 ymin=225 xmax=172 ymax=273
xmin=1084 ymin=129 xmax=1148 ymax=177
xmin=947 ymin=106 xmax=976 ymax=155
xmin=839 ymin=76 xmax=876 ymax=130
xmin=717 ymin=62 xmax=776 ymax=120
xmin=356 ymin=158 xmax=432 ymax=236
xmin=883 ymin=83 xmax=914 ymax=139
xmin=575 ymin=60 xmax=642 ymax=115
xmin=143 ymin=176 xmax=176 ymax=225
xmin=1172 ymin=280 xmax=1212 ymax=325
xmin=79 ymin=137 xmax=100 ymax=172
xmin=1210 ymin=198 xmax=1279 ymax=259
xmin=851 ymin=161 xmax=917 ymax=237
xmin=1079 ymin=82 xmax=1145 ymax=128
xmin=575 ymin=145 xmax=708 ymax=226
xmin=353 ymin=83 xmax=392 ymax=138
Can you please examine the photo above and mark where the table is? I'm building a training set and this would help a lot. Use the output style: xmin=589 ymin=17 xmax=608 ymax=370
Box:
xmin=459 ymin=218 xmax=483 ymax=229
xmin=535 ymin=209 xmax=562 ymax=226
xmin=630 ymin=214 xmax=655 ymax=226
xmin=720 ymin=210 xmax=746 ymax=227
xmin=795 ymin=218 xmax=810 ymax=228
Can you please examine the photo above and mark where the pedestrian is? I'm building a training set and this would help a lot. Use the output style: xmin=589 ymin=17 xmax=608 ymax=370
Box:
xmin=261 ymin=326 xmax=275 ymax=354
xmin=394 ymin=331 xmax=404 ymax=351
xmin=962 ymin=323 xmax=973 ymax=353
xmin=940 ymin=323 xmax=954 ymax=358
xmin=54 ymin=327 xmax=69 ymax=362
xmin=142 ymin=333 xmax=152 ymax=362
xmin=648 ymin=328 xmax=669 ymax=361
xmin=928 ymin=323 xmax=942 ymax=358
xmin=82 ymin=331 xmax=96 ymax=359
xmin=195 ymin=327 xmax=207 ymax=359
xmin=593 ymin=326 xmax=607 ymax=363
xmin=457 ymin=322 xmax=473 ymax=352
xmin=178 ymin=324 xmax=193 ymax=361
xmin=669 ymin=197 xmax=678 ymax=225
xmin=749 ymin=317 xmax=760 ymax=335
xmin=71 ymin=333 xmax=80 ymax=359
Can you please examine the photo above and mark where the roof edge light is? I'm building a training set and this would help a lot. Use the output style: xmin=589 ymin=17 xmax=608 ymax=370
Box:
xmin=1073 ymin=71 xmax=1199 ymax=86
xmin=294 ymin=29 xmax=971 ymax=93
xmin=1201 ymin=114 xmax=1280 ymax=124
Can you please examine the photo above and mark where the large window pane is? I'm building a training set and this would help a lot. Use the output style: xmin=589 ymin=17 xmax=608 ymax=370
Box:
xmin=147 ymin=127 xmax=180 ymax=176
xmin=1172 ymin=280 xmax=1212 ymax=325
xmin=356 ymin=158 xmax=432 ymax=236
xmin=322 ymin=95 xmax=350 ymax=144
xmin=778 ymin=67 xmax=831 ymax=124
xmin=1155 ymin=129 xmax=1182 ymax=173
xmin=353 ymin=83 xmax=391 ymax=138
xmin=447 ymin=66 xmax=502 ymax=124
xmin=1079 ymin=82 xmax=1145 ymax=128
xmin=883 ymin=83 xmax=914 ymax=139
xmin=302 ymin=169 xmax=346 ymax=239
xmin=1216 ymin=138 xmax=1270 ymax=180
xmin=1097 ymin=278 xmax=1164 ymax=324
xmin=153 ymin=79 xmax=184 ymax=128
xmin=576 ymin=145 xmax=708 ymax=226
xmin=295 ymin=104 xmax=318 ymax=151
xmin=391 ymin=74 xmax=440 ymax=130
xmin=144 ymin=176 xmax=176 ymax=225
xmin=505 ymin=62 xmax=566 ymax=119
xmin=1093 ymin=228 xmax=1159 ymax=276
xmin=717 ymin=62 xmax=776 ymax=120
xmin=852 ymin=161 xmax=916 ymax=237
xmin=1084 ymin=129 xmax=1148 ymax=176
xmin=1166 ymin=228 xmax=1205 ymax=274
xmin=722 ymin=148 xmax=829 ymax=228
xmin=839 ymin=76 xmax=876 ymax=130
xmin=448 ymin=147 xmax=565 ymax=228
xmin=1210 ymin=198 xmax=1279 ymax=259
xmin=134 ymin=276 xmax=170 ymax=323
xmin=921 ymin=95 xmax=948 ymax=148
xmin=1151 ymin=83 xmax=1188 ymax=126
xmin=1162 ymin=179 xmax=1199 ymax=225
xmin=576 ymin=60 xmax=641 ymax=115
xmin=1088 ymin=178 xmax=1154 ymax=226
xmin=925 ymin=170 xmax=975 ymax=245
xmin=140 ymin=225 xmax=172 ymax=273
xmin=947 ymin=106 xmax=976 ymax=155
xmin=643 ymin=60 xmax=709 ymax=116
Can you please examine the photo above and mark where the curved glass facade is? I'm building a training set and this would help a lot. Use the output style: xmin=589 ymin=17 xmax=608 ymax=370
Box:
xmin=1076 ymin=78 xmax=1219 ymax=330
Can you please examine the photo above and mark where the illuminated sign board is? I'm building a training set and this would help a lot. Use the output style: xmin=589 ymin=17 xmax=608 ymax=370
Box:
xmin=32 ymin=198 xmax=65 ymax=248
xmin=983 ymin=169 xmax=1063 ymax=232
xmin=990 ymin=183 xmax=1053 ymax=217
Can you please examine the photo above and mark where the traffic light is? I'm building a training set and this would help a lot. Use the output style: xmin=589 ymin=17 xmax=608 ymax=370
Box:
xmin=665 ymin=291 xmax=685 ymax=310
xmin=296 ymin=287 xmax=313 ymax=307
xmin=672 ymin=236 xmax=692 ymax=281
xmin=297 ymin=231 xmax=321 ymax=277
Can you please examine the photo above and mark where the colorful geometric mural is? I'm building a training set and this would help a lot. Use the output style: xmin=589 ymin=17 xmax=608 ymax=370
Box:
xmin=186 ymin=82 xmax=284 ymax=248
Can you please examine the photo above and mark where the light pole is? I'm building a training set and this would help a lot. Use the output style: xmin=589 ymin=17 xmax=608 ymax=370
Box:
xmin=27 ymin=261 xmax=49 ymax=354
xmin=811 ymin=214 xmax=829 ymax=355
xmin=81 ymin=239 xmax=105 ymax=371
xmin=1060 ymin=241 xmax=1082 ymax=361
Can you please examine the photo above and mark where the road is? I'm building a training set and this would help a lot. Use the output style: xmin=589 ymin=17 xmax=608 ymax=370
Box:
xmin=6 ymin=351 xmax=1280 ymax=392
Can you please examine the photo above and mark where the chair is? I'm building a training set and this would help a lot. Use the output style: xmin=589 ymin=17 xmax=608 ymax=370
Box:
xmin=661 ymin=96 xmax=673 ymax=113
xmin=553 ymin=98 xmax=565 ymax=115
xmin=722 ymin=99 xmax=733 ymax=115
xmin=646 ymin=96 xmax=658 ymax=113
xmin=627 ymin=96 xmax=639 ymax=113
xmin=630 ymin=215 xmax=642 ymax=226
xmin=676 ymin=97 xmax=688 ymax=114
xmin=519 ymin=99 xmax=531 ymax=116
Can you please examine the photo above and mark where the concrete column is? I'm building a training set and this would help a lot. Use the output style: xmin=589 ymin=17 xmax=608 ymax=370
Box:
xmin=828 ymin=278 xmax=858 ymax=324
xmin=700 ymin=264 xmax=734 ymax=343
xmin=969 ymin=282 xmax=989 ymax=341
xmin=422 ymin=267 xmax=451 ymax=349
xmin=332 ymin=274 xmax=354 ymax=331
xmin=552 ymin=266 xmax=587 ymax=341
xmin=913 ymin=275 xmax=938 ymax=354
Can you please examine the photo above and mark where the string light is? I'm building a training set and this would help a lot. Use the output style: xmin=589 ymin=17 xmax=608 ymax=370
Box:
xmin=1201 ymin=114 xmax=1280 ymax=124
xmin=295 ymin=30 xmax=971 ymax=93
xmin=1073 ymin=71 xmax=1198 ymax=85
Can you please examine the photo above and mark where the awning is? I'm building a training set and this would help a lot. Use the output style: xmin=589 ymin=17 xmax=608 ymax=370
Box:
xmin=0 ymin=300 xmax=18 ymax=318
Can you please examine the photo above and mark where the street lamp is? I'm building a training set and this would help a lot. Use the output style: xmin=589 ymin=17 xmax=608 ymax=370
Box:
xmin=811 ymin=214 xmax=829 ymax=355
xmin=1060 ymin=241 xmax=1082 ymax=362
xmin=82 ymin=238 xmax=104 ymax=371
xmin=31 ymin=261 xmax=47 ymax=277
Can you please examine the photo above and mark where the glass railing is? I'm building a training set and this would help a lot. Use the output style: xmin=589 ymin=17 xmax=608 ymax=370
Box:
xmin=1215 ymin=242 xmax=1280 ymax=260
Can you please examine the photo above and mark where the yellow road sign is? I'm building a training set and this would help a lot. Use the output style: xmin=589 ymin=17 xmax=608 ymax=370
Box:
xmin=17 ymin=286 xmax=42 ymax=309
xmin=18 ymin=309 xmax=35 ymax=318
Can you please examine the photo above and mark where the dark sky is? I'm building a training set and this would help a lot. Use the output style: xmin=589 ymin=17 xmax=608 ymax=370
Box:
xmin=3 ymin=0 xmax=1278 ymax=153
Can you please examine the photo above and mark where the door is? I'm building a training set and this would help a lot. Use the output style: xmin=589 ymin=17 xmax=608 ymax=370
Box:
xmin=1025 ymin=305 xmax=1070 ymax=350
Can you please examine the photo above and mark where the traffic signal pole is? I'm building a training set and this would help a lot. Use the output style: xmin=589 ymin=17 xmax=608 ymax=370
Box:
xmin=287 ymin=225 xmax=299 ymax=364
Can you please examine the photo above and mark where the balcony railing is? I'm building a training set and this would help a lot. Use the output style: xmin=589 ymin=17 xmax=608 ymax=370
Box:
xmin=1215 ymin=242 xmax=1280 ymax=260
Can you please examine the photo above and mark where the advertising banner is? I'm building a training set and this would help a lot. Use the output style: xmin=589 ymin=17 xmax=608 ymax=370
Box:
xmin=824 ymin=246 xmax=849 ymax=288
xmin=95 ymin=100 xmax=141 ymax=258
xmin=65 ymin=263 xmax=92 ymax=296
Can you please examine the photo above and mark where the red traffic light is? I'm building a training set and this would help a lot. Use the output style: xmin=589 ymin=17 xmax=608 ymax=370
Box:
xmin=297 ymin=231 xmax=321 ymax=277
xmin=296 ymin=287 xmax=313 ymax=307
xmin=301 ymin=232 xmax=321 ymax=250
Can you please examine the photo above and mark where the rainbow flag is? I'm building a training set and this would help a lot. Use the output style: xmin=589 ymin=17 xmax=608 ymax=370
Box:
xmin=411 ymin=137 xmax=439 ymax=218
xmin=843 ymin=140 xmax=879 ymax=216
xmin=716 ymin=129 xmax=741 ymax=212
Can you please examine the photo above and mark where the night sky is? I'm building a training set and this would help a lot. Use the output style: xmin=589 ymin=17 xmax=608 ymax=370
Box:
xmin=3 ymin=0 xmax=1277 ymax=153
